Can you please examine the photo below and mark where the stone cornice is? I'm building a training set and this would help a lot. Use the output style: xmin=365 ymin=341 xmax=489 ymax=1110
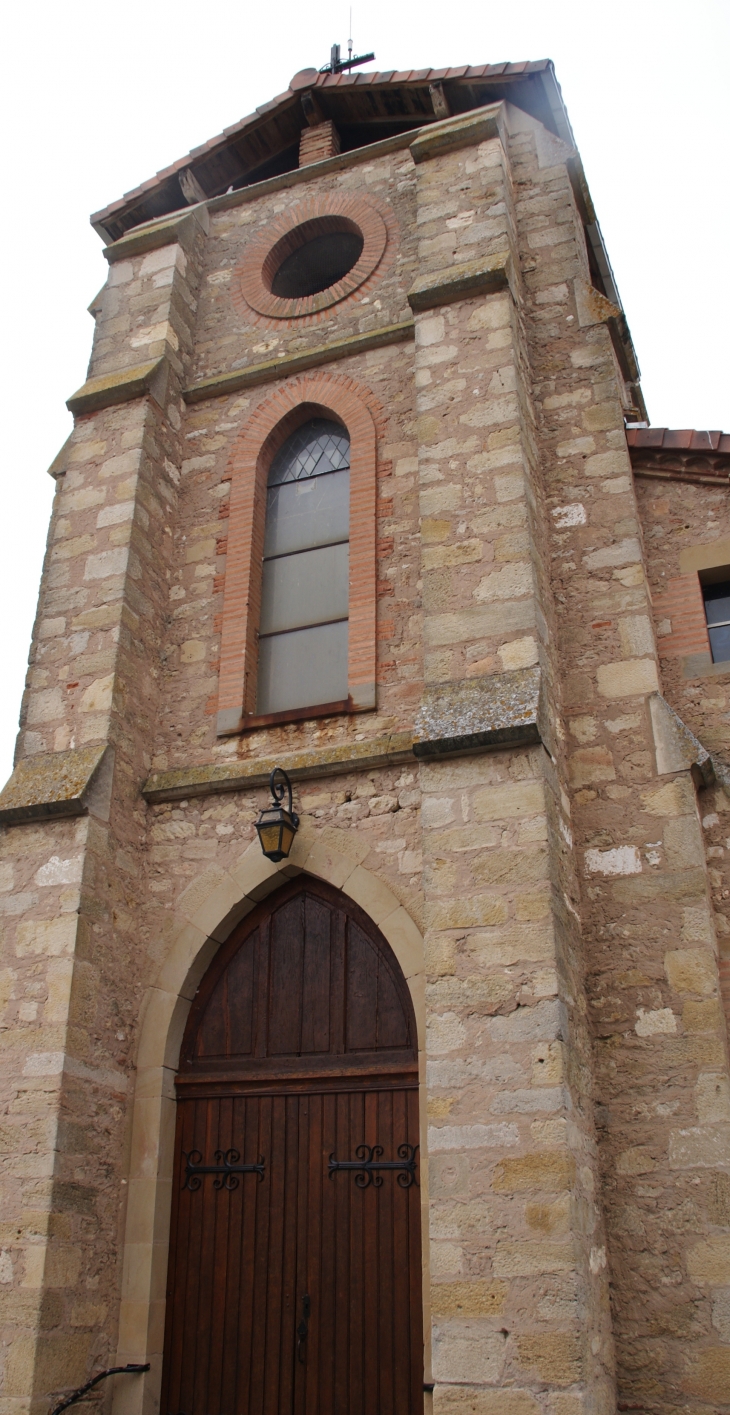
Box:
xmin=142 ymin=732 xmax=416 ymax=803
xmin=409 ymin=103 xmax=505 ymax=164
xmin=183 ymin=321 xmax=415 ymax=405
xmin=66 ymin=357 xmax=166 ymax=417
xmin=143 ymin=669 xmax=543 ymax=803
xmin=103 ymin=205 xmax=209 ymax=264
xmin=0 ymin=745 xmax=111 ymax=826
xmin=407 ymin=252 xmax=512 ymax=313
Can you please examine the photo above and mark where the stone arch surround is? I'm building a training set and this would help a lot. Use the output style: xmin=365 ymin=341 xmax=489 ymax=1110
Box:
xmin=112 ymin=821 xmax=426 ymax=1415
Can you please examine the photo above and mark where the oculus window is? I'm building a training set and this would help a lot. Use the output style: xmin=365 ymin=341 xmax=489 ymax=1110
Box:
xmin=256 ymin=419 xmax=350 ymax=716
xmin=702 ymin=577 xmax=730 ymax=664
xmin=271 ymin=227 xmax=364 ymax=299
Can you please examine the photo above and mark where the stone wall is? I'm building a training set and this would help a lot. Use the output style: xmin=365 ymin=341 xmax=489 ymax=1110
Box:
xmin=508 ymin=113 xmax=730 ymax=1408
xmin=1 ymin=93 xmax=729 ymax=1415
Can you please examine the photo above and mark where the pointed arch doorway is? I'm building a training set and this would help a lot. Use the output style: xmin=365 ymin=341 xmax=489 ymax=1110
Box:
xmin=160 ymin=876 xmax=424 ymax=1415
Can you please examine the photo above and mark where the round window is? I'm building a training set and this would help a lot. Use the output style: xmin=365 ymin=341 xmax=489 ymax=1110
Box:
xmin=264 ymin=218 xmax=364 ymax=300
xmin=234 ymin=194 xmax=393 ymax=323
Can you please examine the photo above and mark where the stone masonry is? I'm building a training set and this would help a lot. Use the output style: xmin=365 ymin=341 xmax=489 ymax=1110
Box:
xmin=1 ymin=58 xmax=729 ymax=1415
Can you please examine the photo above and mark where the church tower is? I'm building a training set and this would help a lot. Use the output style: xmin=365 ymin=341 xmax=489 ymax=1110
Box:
xmin=2 ymin=55 xmax=730 ymax=1415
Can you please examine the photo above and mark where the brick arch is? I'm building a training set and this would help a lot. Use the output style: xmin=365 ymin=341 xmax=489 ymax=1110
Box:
xmin=216 ymin=371 xmax=380 ymax=735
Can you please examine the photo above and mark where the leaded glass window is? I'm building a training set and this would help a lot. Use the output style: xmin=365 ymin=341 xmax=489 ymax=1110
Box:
xmin=256 ymin=418 xmax=350 ymax=715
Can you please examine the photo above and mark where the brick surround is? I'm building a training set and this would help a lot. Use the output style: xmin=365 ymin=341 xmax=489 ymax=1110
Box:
xmin=232 ymin=191 xmax=397 ymax=327
xmin=216 ymin=370 xmax=380 ymax=734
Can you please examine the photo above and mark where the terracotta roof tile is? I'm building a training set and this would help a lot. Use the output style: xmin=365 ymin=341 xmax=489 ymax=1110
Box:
xmin=663 ymin=430 xmax=695 ymax=449
xmin=626 ymin=428 xmax=730 ymax=451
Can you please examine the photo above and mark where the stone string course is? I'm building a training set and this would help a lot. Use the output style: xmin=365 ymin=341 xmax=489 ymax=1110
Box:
xmin=0 ymin=95 xmax=729 ymax=1415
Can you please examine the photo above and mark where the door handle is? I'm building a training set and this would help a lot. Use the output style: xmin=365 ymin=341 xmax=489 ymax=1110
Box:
xmin=296 ymin=1294 xmax=311 ymax=1363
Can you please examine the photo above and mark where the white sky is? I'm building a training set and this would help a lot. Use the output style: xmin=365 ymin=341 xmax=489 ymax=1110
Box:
xmin=1 ymin=0 xmax=728 ymax=786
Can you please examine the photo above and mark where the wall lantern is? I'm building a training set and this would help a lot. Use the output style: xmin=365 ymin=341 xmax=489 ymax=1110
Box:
xmin=255 ymin=767 xmax=300 ymax=862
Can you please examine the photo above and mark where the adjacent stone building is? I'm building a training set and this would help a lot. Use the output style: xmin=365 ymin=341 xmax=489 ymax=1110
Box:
xmin=2 ymin=55 xmax=730 ymax=1415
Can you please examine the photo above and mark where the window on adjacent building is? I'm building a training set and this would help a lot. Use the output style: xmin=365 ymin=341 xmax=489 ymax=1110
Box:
xmin=256 ymin=418 xmax=350 ymax=716
xmin=702 ymin=577 xmax=730 ymax=664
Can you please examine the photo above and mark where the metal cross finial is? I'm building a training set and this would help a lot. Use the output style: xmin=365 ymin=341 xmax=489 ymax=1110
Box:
xmin=320 ymin=40 xmax=374 ymax=75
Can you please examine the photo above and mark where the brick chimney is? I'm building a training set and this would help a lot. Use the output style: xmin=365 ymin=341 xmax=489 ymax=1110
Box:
xmin=299 ymin=120 xmax=341 ymax=166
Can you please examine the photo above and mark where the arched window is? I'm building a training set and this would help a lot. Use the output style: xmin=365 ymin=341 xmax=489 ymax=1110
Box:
xmin=256 ymin=418 xmax=350 ymax=715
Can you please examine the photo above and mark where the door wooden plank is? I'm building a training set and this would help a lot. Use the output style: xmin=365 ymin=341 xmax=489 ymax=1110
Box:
xmin=161 ymin=879 xmax=423 ymax=1415
xmin=301 ymin=895 xmax=332 ymax=1054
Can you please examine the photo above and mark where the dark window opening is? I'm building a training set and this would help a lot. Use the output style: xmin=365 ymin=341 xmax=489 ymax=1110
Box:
xmin=702 ymin=577 xmax=730 ymax=664
xmin=263 ymin=217 xmax=364 ymax=301
xmin=271 ymin=230 xmax=363 ymax=298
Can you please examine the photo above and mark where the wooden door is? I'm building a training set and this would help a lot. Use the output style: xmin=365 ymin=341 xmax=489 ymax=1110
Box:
xmin=160 ymin=877 xmax=423 ymax=1415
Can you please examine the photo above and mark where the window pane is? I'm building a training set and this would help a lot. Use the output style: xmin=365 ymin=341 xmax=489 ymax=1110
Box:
xmin=268 ymin=419 xmax=349 ymax=486
xmin=259 ymin=543 xmax=349 ymax=635
xmin=256 ymin=622 xmax=349 ymax=714
xmin=703 ymin=581 xmax=730 ymax=627
xmin=264 ymin=469 xmax=350 ymax=557
xmin=709 ymin=624 xmax=730 ymax=664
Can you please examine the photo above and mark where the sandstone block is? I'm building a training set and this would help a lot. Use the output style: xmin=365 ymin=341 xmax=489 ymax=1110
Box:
xmin=80 ymin=673 xmax=114 ymax=713
xmin=432 ymin=1320 xmax=506 ymax=1383
xmin=472 ymin=780 xmax=545 ymax=821
xmin=434 ymin=1389 xmax=540 ymax=1415
xmin=596 ymin=658 xmax=659 ymax=698
xmin=665 ymin=948 xmax=716 ymax=997
xmin=426 ymin=898 xmax=509 ymax=929
xmin=670 ymin=1126 xmax=730 ymax=1170
xmin=492 ymin=1151 xmax=575 ymax=1193
xmin=663 ymin=816 xmax=705 ymax=869
xmin=430 ymin=1280 xmax=506 ymax=1316
xmin=682 ymin=1348 xmax=730 ymax=1402
xmin=683 ymin=999 xmax=724 ymax=1033
xmin=687 ymin=1236 xmax=730 ymax=1285
xmin=493 ymin=1240 xmax=573 ymax=1276
xmin=696 ymin=1073 xmax=730 ymax=1124
xmin=641 ymin=778 xmax=696 ymax=817
xmin=514 ymin=1333 xmax=582 ymax=1384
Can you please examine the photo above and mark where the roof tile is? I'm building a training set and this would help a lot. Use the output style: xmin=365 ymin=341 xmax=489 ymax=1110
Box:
xmin=626 ymin=427 xmax=730 ymax=455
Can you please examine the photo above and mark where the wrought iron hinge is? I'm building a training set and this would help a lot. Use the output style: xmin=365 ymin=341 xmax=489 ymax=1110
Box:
xmin=328 ymin=1143 xmax=418 ymax=1188
xmin=182 ymin=1148 xmax=265 ymax=1191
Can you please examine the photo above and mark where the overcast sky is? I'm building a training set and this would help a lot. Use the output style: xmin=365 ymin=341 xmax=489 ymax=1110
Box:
xmin=1 ymin=0 xmax=728 ymax=786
